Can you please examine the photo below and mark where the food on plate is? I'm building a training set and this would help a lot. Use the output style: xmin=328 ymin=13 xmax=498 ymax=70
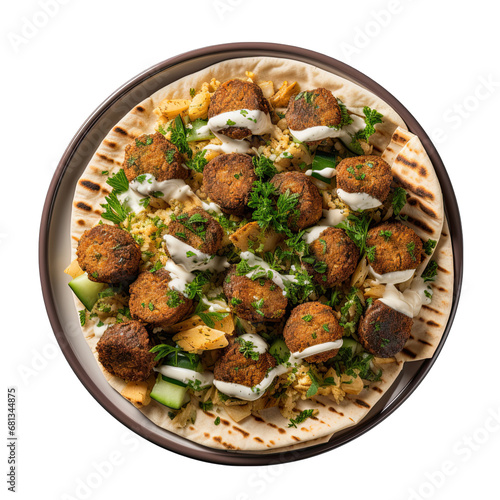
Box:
xmin=366 ymin=221 xmax=424 ymax=282
xmin=223 ymin=265 xmax=288 ymax=322
xmin=96 ymin=320 xmax=157 ymax=382
xmin=77 ymin=225 xmax=141 ymax=284
xmin=202 ymin=153 xmax=257 ymax=215
xmin=270 ymin=171 xmax=322 ymax=231
xmin=207 ymin=79 xmax=271 ymax=139
xmin=358 ymin=300 xmax=413 ymax=358
xmin=336 ymin=155 xmax=393 ymax=211
xmin=304 ymin=227 xmax=360 ymax=287
xmin=123 ymin=132 xmax=187 ymax=182
xmin=283 ymin=302 xmax=343 ymax=363
xmin=166 ymin=207 xmax=224 ymax=254
xmin=129 ymin=269 xmax=193 ymax=327
xmin=68 ymin=57 xmax=453 ymax=452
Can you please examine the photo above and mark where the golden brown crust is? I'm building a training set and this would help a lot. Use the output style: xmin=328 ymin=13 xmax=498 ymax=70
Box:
xmin=123 ymin=132 xmax=187 ymax=182
xmin=166 ymin=207 xmax=224 ymax=254
xmin=305 ymin=228 xmax=360 ymax=287
xmin=77 ymin=224 xmax=141 ymax=284
xmin=129 ymin=270 xmax=193 ymax=327
xmin=213 ymin=339 xmax=276 ymax=387
xmin=208 ymin=79 xmax=271 ymax=140
xmin=367 ymin=221 xmax=423 ymax=275
xmin=203 ymin=153 xmax=257 ymax=215
xmin=270 ymin=171 xmax=322 ymax=231
xmin=223 ymin=266 xmax=288 ymax=323
xmin=96 ymin=320 xmax=156 ymax=382
xmin=336 ymin=155 xmax=393 ymax=203
xmin=283 ymin=302 xmax=343 ymax=363
xmin=358 ymin=300 xmax=413 ymax=357
xmin=285 ymin=88 xmax=341 ymax=132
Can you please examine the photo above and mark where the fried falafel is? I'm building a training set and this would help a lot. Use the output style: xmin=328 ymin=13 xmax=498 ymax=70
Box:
xmin=208 ymin=79 xmax=271 ymax=140
xmin=367 ymin=221 xmax=423 ymax=275
xmin=305 ymin=227 xmax=360 ymax=287
xmin=77 ymin=224 xmax=141 ymax=284
xmin=283 ymin=302 xmax=343 ymax=363
xmin=286 ymin=88 xmax=342 ymax=134
xmin=223 ymin=265 xmax=288 ymax=322
xmin=129 ymin=269 xmax=192 ymax=327
xmin=167 ymin=207 xmax=224 ymax=254
xmin=270 ymin=171 xmax=323 ymax=231
xmin=213 ymin=338 xmax=276 ymax=387
xmin=336 ymin=155 xmax=393 ymax=206
xmin=123 ymin=132 xmax=188 ymax=182
xmin=96 ymin=320 xmax=156 ymax=381
xmin=203 ymin=153 xmax=257 ymax=215
xmin=358 ymin=299 xmax=413 ymax=357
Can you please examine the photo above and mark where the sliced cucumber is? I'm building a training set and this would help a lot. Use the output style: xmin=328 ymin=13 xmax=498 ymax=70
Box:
xmin=186 ymin=119 xmax=214 ymax=142
xmin=150 ymin=375 xmax=189 ymax=409
xmin=269 ymin=338 xmax=291 ymax=364
xmin=310 ymin=151 xmax=337 ymax=184
xmin=164 ymin=352 xmax=202 ymax=372
xmin=341 ymin=338 xmax=361 ymax=355
xmin=68 ymin=273 xmax=106 ymax=311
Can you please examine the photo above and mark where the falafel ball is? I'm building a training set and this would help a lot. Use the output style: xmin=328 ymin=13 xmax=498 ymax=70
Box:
xmin=77 ymin=224 xmax=141 ymax=284
xmin=286 ymin=88 xmax=342 ymax=134
xmin=203 ymin=153 xmax=257 ymax=215
xmin=270 ymin=171 xmax=322 ymax=231
xmin=305 ymin=228 xmax=360 ymax=287
xmin=336 ymin=155 xmax=393 ymax=204
xmin=283 ymin=302 xmax=343 ymax=363
xmin=96 ymin=320 xmax=156 ymax=382
xmin=358 ymin=299 xmax=413 ymax=357
xmin=213 ymin=338 xmax=276 ymax=387
xmin=167 ymin=207 xmax=224 ymax=254
xmin=129 ymin=269 xmax=192 ymax=327
xmin=208 ymin=79 xmax=271 ymax=140
xmin=123 ymin=132 xmax=188 ymax=182
xmin=366 ymin=221 xmax=423 ymax=275
xmin=223 ymin=265 xmax=288 ymax=323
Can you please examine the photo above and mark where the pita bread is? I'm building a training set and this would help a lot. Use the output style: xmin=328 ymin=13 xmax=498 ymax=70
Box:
xmin=69 ymin=57 xmax=454 ymax=451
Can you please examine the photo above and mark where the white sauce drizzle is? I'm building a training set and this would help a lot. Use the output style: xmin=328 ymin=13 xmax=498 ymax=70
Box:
xmin=305 ymin=167 xmax=336 ymax=178
xmin=290 ymin=114 xmax=365 ymax=143
xmin=240 ymin=251 xmax=297 ymax=290
xmin=164 ymin=260 xmax=195 ymax=296
xmin=337 ymin=188 xmax=382 ymax=211
xmin=238 ymin=333 xmax=269 ymax=354
xmin=200 ymin=200 xmax=223 ymax=214
xmin=303 ymin=226 xmax=330 ymax=244
xmin=156 ymin=365 xmax=214 ymax=388
xmin=292 ymin=339 xmax=344 ymax=360
xmin=369 ymin=266 xmax=416 ymax=285
xmin=380 ymin=280 xmax=432 ymax=318
xmin=302 ymin=209 xmax=347 ymax=244
xmin=93 ymin=320 xmax=109 ymax=339
xmin=163 ymin=235 xmax=229 ymax=274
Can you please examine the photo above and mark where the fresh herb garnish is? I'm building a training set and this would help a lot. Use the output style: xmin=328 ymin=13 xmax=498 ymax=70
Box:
xmin=392 ymin=187 xmax=407 ymax=217
xmin=302 ymin=314 xmax=313 ymax=322
xmin=168 ymin=115 xmax=192 ymax=158
xmin=335 ymin=212 xmax=372 ymax=254
xmin=288 ymin=409 xmax=315 ymax=428
xmin=423 ymin=239 xmax=437 ymax=255
xmin=379 ymin=230 xmax=392 ymax=241
xmin=106 ymin=169 xmax=129 ymax=194
xmin=407 ymin=241 xmax=417 ymax=262
xmin=79 ymin=310 xmax=86 ymax=326
xmin=421 ymin=260 xmax=438 ymax=282
xmin=166 ymin=290 xmax=184 ymax=308
xmin=251 ymin=298 xmax=265 ymax=317
xmin=235 ymin=336 xmax=260 ymax=361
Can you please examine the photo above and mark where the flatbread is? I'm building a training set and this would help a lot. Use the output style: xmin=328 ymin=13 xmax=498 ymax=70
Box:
xmin=69 ymin=57 xmax=454 ymax=451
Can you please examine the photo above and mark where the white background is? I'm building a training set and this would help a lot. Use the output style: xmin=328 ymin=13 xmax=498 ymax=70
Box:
xmin=2 ymin=1 xmax=499 ymax=499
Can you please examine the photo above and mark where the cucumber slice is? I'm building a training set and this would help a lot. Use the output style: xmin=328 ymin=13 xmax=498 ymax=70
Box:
xmin=164 ymin=352 xmax=202 ymax=372
xmin=68 ymin=273 xmax=106 ymax=311
xmin=310 ymin=151 xmax=337 ymax=184
xmin=341 ymin=338 xmax=361 ymax=355
xmin=162 ymin=376 xmax=187 ymax=388
xmin=150 ymin=375 xmax=189 ymax=409
xmin=269 ymin=338 xmax=291 ymax=364
xmin=186 ymin=119 xmax=214 ymax=142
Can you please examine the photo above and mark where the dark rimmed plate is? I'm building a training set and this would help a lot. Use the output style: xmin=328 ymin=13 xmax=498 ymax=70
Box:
xmin=39 ymin=42 xmax=463 ymax=466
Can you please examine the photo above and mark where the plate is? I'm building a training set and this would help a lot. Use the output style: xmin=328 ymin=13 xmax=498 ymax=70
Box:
xmin=39 ymin=42 xmax=463 ymax=465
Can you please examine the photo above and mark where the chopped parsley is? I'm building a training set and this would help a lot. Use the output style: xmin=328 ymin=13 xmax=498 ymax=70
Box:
xmin=252 ymin=155 xmax=277 ymax=178
xmin=189 ymin=88 xmax=196 ymax=97
xmin=149 ymin=344 xmax=198 ymax=364
xmin=214 ymin=416 xmax=221 ymax=426
xmin=392 ymin=187 xmax=407 ymax=217
xmin=407 ymin=241 xmax=417 ymax=262
xmin=336 ymin=212 xmax=372 ymax=254
xmin=231 ymin=297 xmax=243 ymax=306
xmin=194 ymin=299 xmax=228 ymax=328
xmin=380 ymin=338 xmax=390 ymax=347
xmin=79 ymin=310 xmax=86 ymax=326
xmin=322 ymin=324 xmax=330 ymax=332
xmin=251 ymin=298 xmax=265 ymax=317
xmin=421 ymin=260 xmax=438 ymax=282
xmin=302 ymin=314 xmax=313 ymax=322
xmin=319 ymin=239 xmax=327 ymax=254
xmin=379 ymin=230 xmax=392 ymax=241
xmin=168 ymin=115 xmax=192 ymax=158
xmin=366 ymin=245 xmax=376 ymax=262
xmin=295 ymin=91 xmax=317 ymax=105
xmin=424 ymin=239 xmax=437 ymax=255
xmin=226 ymin=119 xmax=236 ymax=126
xmin=288 ymin=409 xmax=315 ymax=428
xmin=236 ymin=336 xmax=260 ymax=361
xmin=199 ymin=400 xmax=213 ymax=411
xmin=166 ymin=290 xmax=184 ymax=308
xmin=355 ymin=106 xmax=384 ymax=142
xmin=165 ymin=149 xmax=176 ymax=163
xmin=148 ymin=302 xmax=154 ymax=311
xmin=100 ymin=191 xmax=130 ymax=225
xmin=186 ymin=149 xmax=208 ymax=173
